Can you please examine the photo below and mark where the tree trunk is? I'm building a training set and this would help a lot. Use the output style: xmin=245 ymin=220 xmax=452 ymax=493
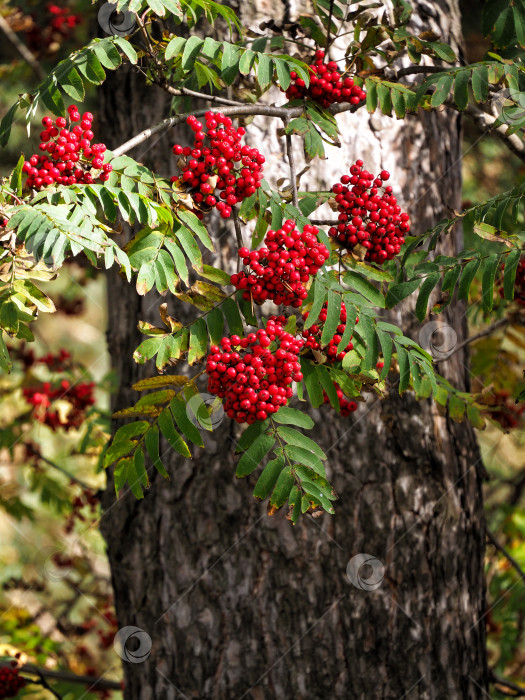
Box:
xmin=98 ymin=0 xmax=489 ymax=697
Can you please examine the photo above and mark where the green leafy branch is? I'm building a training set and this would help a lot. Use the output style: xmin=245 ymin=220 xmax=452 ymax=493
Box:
xmin=103 ymin=375 xmax=209 ymax=498
xmin=0 ymin=37 xmax=138 ymax=147
xmin=235 ymin=408 xmax=336 ymax=521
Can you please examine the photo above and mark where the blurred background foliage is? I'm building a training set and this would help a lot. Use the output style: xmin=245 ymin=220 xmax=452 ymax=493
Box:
xmin=0 ymin=1 xmax=122 ymax=696
xmin=460 ymin=1 xmax=525 ymax=692
xmin=0 ymin=0 xmax=523 ymax=696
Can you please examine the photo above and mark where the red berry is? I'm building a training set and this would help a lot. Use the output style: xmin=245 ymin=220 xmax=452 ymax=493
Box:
xmin=302 ymin=301 xmax=356 ymax=363
xmin=322 ymin=382 xmax=358 ymax=416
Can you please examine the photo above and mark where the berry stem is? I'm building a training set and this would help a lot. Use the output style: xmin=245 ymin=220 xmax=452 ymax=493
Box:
xmin=325 ymin=0 xmax=336 ymax=50
xmin=232 ymin=208 xmax=244 ymax=272
xmin=285 ymin=129 xmax=299 ymax=208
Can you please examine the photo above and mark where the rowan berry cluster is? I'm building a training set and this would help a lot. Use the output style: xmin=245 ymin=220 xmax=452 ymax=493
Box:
xmin=38 ymin=348 xmax=71 ymax=369
xmin=0 ymin=664 xmax=26 ymax=698
xmin=172 ymin=112 xmax=265 ymax=219
xmin=284 ymin=50 xmax=366 ymax=108
xmin=9 ymin=344 xmax=70 ymax=372
xmin=329 ymin=160 xmax=410 ymax=264
xmin=25 ymin=2 xmax=82 ymax=55
xmin=302 ymin=301 xmax=356 ymax=362
xmin=323 ymin=383 xmax=358 ymax=416
xmin=64 ymin=488 xmax=99 ymax=533
xmin=23 ymin=106 xmax=111 ymax=189
xmin=97 ymin=607 xmax=119 ymax=649
xmin=231 ymin=220 xmax=330 ymax=308
xmin=487 ymin=389 xmax=525 ymax=430
xmin=23 ymin=379 xmax=95 ymax=431
xmin=78 ymin=605 xmax=118 ymax=650
xmin=498 ymin=258 xmax=525 ymax=306
xmin=206 ymin=317 xmax=304 ymax=423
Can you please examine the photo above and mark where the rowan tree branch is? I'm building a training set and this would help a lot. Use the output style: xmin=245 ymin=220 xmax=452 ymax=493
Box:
xmin=156 ymin=79 xmax=246 ymax=107
xmin=35 ymin=452 xmax=96 ymax=492
xmin=490 ymin=671 xmax=525 ymax=697
xmin=20 ymin=664 xmax=122 ymax=690
xmin=434 ymin=317 xmax=510 ymax=362
xmin=28 ymin=672 xmax=63 ymax=699
xmin=112 ymin=101 xmax=363 ymax=156
xmin=395 ymin=69 xmax=525 ymax=163
xmin=486 ymin=529 xmax=525 ymax=583
xmin=0 ymin=14 xmax=45 ymax=81
xmin=463 ymin=102 xmax=525 ymax=163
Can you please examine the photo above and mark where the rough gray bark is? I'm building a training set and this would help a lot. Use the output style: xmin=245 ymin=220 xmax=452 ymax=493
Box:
xmin=98 ymin=1 xmax=488 ymax=697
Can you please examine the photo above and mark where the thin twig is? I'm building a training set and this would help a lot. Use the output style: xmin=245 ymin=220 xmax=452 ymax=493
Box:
xmin=463 ymin=101 xmax=525 ymax=163
xmin=310 ymin=219 xmax=338 ymax=226
xmin=486 ymin=529 xmax=525 ymax=582
xmin=285 ymin=129 xmax=299 ymax=208
xmin=157 ymin=80 xmax=245 ymax=106
xmin=135 ymin=12 xmax=160 ymax=75
xmin=36 ymin=453 xmax=96 ymax=492
xmin=232 ymin=208 xmax=244 ymax=272
xmin=326 ymin=0 xmax=336 ymax=49
xmin=21 ymin=664 xmax=121 ymax=691
xmin=0 ymin=13 xmax=45 ymax=81
xmin=434 ymin=317 xmax=509 ymax=363
xmin=112 ymin=100 xmax=364 ymax=157
xmin=30 ymin=672 xmax=64 ymax=699
xmin=490 ymin=671 xmax=525 ymax=697
xmin=507 ymin=466 xmax=525 ymax=506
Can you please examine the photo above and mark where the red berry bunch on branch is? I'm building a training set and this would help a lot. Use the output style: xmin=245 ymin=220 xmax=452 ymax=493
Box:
xmin=0 ymin=664 xmax=26 ymax=698
xmin=23 ymin=105 xmax=111 ymax=189
xmin=96 ymin=607 xmax=119 ymax=649
xmin=38 ymin=348 xmax=71 ymax=369
xmin=486 ymin=389 xmax=525 ymax=430
xmin=323 ymin=383 xmax=358 ymax=416
xmin=63 ymin=487 xmax=100 ymax=533
xmin=302 ymin=301 xmax=356 ymax=362
xmin=25 ymin=2 xmax=82 ymax=55
xmin=231 ymin=220 xmax=330 ymax=308
xmin=329 ymin=160 xmax=410 ymax=264
xmin=23 ymin=379 xmax=95 ymax=430
xmin=206 ymin=317 xmax=304 ymax=424
xmin=284 ymin=50 xmax=366 ymax=108
xmin=172 ymin=111 xmax=265 ymax=219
